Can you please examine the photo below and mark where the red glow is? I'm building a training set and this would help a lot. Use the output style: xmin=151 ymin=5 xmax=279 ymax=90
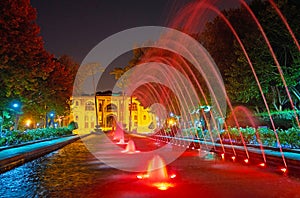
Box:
xmin=152 ymin=182 xmax=174 ymax=191
xmin=221 ymin=153 xmax=225 ymax=160
xmin=259 ymin=163 xmax=265 ymax=167
xmin=170 ymin=174 xmax=176 ymax=179
xmin=231 ymin=156 xmax=236 ymax=161
xmin=147 ymin=155 xmax=168 ymax=181
xmin=136 ymin=174 xmax=149 ymax=179
xmin=280 ymin=168 xmax=287 ymax=173
xmin=244 ymin=159 xmax=249 ymax=163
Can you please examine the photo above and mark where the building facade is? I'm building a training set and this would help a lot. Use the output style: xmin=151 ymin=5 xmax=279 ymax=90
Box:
xmin=71 ymin=92 xmax=155 ymax=134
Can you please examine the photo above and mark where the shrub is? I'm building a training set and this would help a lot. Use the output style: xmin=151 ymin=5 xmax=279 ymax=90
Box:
xmin=223 ymin=126 xmax=300 ymax=148
xmin=257 ymin=127 xmax=276 ymax=146
xmin=255 ymin=110 xmax=300 ymax=129
xmin=0 ymin=127 xmax=73 ymax=146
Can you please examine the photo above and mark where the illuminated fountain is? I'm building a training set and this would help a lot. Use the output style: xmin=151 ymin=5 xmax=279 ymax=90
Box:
xmin=74 ymin=0 xmax=299 ymax=176
xmin=121 ymin=139 xmax=140 ymax=154
xmin=147 ymin=0 xmax=300 ymax=172
xmin=137 ymin=155 xmax=176 ymax=190
xmin=113 ymin=122 xmax=127 ymax=145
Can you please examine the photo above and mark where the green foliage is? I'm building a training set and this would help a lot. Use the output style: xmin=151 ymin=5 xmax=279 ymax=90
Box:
xmin=68 ymin=121 xmax=78 ymax=131
xmin=257 ymin=127 xmax=276 ymax=146
xmin=199 ymin=0 xmax=300 ymax=111
xmin=255 ymin=110 xmax=300 ymax=129
xmin=223 ymin=126 xmax=300 ymax=148
xmin=0 ymin=0 xmax=79 ymax=123
xmin=0 ymin=127 xmax=73 ymax=146
xmin=278 ymin=127 xmax=300 ymax=148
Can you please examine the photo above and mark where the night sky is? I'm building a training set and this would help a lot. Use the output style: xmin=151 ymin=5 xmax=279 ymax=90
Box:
xmin=30 ymin=0 xmax=243 ymax=91
xmin=30 ymin=0 xmax=243 ymax=63
xmin=30 ymin=0 xmax=179 ymax=63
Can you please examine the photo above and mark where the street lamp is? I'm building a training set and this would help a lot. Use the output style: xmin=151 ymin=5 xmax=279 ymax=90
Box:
xmin=25 ymin=119 xmax=32 ymax=128
xmin=49 ymin=111 xmax=55 ymax=127
xmin=11 ymin=101 xmax=22 ymax=131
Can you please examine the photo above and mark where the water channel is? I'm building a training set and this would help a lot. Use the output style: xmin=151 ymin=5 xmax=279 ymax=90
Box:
xmin=1 ymin=134 xmax=300 ymax=198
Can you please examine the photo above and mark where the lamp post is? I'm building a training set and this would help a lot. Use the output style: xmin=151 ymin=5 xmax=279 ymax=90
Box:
xmin=49 ymin=111 xmax=55 ymax=127
xmin=12 ymin=101 xmax=22 ymax=131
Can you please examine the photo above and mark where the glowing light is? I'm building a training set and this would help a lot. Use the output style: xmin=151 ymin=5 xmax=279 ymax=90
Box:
xmin=221 ymin=153 xmax=225 ymax=160
xmin=13 ymin=103 xmax=19 ymax=108
xmin=244 ymin=159 xmax=249 ymax=163
xmin=280 ymin=168 xmax=287 ymax=173
xmin=139 ymin=155 xmax=175 ymax=190
xmin=259 ymin=163 xmax=265 ymax=167
xmin=153 ymin=182 xmax=174 ymax=191
xmin=25 ymin=119 xmax=31 ymax=127
xmin=170 ymin=174 xmax=176 ymax=179
xmin=136 ymin=174 xmax=149 ymax=179
xmin=231 ymin=156 xmax=236 ymax=161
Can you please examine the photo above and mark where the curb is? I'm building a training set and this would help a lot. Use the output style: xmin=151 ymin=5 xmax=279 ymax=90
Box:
xmin=153 ymin=135 xmax=300 ymax=177
xmin=0 ymin=134 xmax=76 ymax=152
xmin=0 ymin=134 xmax=90 ymax=174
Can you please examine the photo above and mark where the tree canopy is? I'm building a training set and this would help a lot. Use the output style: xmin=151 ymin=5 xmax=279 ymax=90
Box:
xmin=0 ymin=0 xmax=78 ymax=127
xmin=199 ymin=0 xmax=300 ymax=112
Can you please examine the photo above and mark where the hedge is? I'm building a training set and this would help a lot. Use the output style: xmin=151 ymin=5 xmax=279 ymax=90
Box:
xmin=0 ymin=127 xmax=73 ymax=147
xmin=221 ymin=126 xmax=300 ymax=148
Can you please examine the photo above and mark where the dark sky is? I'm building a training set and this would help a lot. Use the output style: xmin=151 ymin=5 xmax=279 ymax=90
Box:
xmin=30 ymin=0 xmax=243 ymax=64
xmin=31 ymin=0 xmax=178 ymax=63
xmin=30 ymin=0 xmax=243 ymax=91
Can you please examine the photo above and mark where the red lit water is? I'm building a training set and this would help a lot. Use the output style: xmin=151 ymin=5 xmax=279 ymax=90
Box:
xmin=116 ymin=0 xmax=298 ymax=170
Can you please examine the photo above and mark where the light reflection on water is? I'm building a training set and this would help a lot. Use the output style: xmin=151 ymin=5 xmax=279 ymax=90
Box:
xmin=0 ymin=139 xmax=118 ymax=198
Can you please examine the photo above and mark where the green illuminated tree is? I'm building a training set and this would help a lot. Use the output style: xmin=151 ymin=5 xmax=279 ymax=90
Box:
xmin=199 ymin=0 xmax=300 ymax=112
xmin=0 ymin=0 xmax=55 ymax=109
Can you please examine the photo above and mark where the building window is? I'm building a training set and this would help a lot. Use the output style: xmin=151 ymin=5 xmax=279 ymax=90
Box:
xmin=106 ymin=104 xmax=117 ymax=112
xmin=129 ymin=103 xmax=137 ymax=111
xmin=75 ymin=115 xmax=79 ymax=121
xmin=91 ymin=122 xmax=94 ymax=128
xmin=75 ymin=101 xmax=79 ymax=106
xmin=143 ymin=115 xmax=147 ymax=120
xmin=85 ymin=101 xmax=95 ymax=111
xmin=85 ymin=115 xmax=89 ymax=121
xmin=134 ymin=115 xmax=138 ymax=120
xmin=85 ymin=122 xmax=89 ymax=128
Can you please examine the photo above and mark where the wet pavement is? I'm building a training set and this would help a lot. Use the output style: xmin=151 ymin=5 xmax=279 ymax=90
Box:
xmin=1 ymin=134 xmax=300 ymax=198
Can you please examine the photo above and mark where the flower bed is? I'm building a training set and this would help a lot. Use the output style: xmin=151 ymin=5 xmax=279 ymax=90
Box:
xmin=0 ymin=127 xmax=73 ymax=146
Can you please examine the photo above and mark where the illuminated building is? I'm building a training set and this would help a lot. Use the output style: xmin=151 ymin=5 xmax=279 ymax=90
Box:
xmin=71 ymin=91 xmax=155 ymax=134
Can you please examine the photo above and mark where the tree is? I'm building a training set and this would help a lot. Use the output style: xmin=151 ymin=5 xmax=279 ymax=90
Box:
xmin=231 ymin=0 xmax=300 ymax=111
xmin=0 ymin=0 xmax=55 ymax=111
xmin=23 ymin=55 xmax=79 ymax=126
xmin=199 ymin=0 xmax=300 ymax=112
